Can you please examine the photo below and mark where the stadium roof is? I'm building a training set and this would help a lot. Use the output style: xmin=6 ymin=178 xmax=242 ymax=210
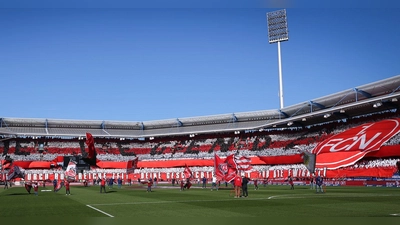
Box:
xmin=1 ymin=75 xmax=400 ymax=139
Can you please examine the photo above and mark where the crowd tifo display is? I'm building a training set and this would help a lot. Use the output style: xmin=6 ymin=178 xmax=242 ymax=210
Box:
xmin=1 ymin=112 xmax=400 ymax=184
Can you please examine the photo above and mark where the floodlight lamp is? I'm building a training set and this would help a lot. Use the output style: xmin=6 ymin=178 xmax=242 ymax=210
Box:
xmin=392 ymin=98 xmax=398 ymax=102
xmin=266 ymin=9 xmax=289 ymax=43
xmin=287 ymin=121 xmax=293 ymax=126
xmin=301 ymin=118 xmax=307 ymax=121
xmin=340 ymin=109 xmax=346 ymax=113
xmin=324 ymin=113 xmax=331 ymax=119
xmin=373 ymin=102 xmax=382 ymax=108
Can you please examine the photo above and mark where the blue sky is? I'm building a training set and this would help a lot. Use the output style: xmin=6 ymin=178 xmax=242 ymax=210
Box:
xmin=1 ymin=3 xmax=399 ymax=122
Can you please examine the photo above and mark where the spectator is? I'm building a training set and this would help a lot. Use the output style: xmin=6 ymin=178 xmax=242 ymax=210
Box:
xmin=100 ymin=178 xmax=106 ymax=193
xmin=65 ymin=180 xmax=71 ymax=195
xmin=211 ymin=175 xmax=218 ymax=191
xmin=241 ymin=175 xmax=250 ymax=197
xmin=202 ymin=177 xmax=207 ymax=189
xmin=146 ymin=178 xmax=153 ymax=192
xmin=117 ymin=177 xmax=123 ymax=189
xmin=108 ymin=177 xmax=114 ymax=189
xmin=33 ymin=182 xmax=39 ymax=196
xmin=180 ymin=179 xmax=184 ymax=191
xmin=315 ymin=175 xmax=323 ymax=193
xmin=153 ymin=177 xmax=157 ymax=187
xmin=254 ymin=178 xmax=259 ymax=190
xmin=288 ymin=175 xmax=294 ymax=190
xmin=184 ymin=178 xmax=192 ymax=190
xmin=52 ymin=179 xmax=58 ymax=192
xmin=233 ymin=172 xmax=242 ymax=198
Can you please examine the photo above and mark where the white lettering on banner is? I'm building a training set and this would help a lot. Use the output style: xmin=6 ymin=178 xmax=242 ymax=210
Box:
xmin=326 ymin=133 xmax=381 ymax=153
xmin=294 ymin=169 xmax=298 ymax=177
xmin=27 ymin=174 xmax=32 ymax=181
xmin=54 ymin=173 xmax=59 ymax=180
xmin=39 ymin=174 xmax=43 ymax=180
xmin=347 ymin=133 xmax=382 ymax=151
xmin=45 ymin=174 xmax=49 ymax=179
xmin=33 ymin=174 xmax=37 ymax=180
xmin=325 ymin=138 xmax=355 ymax=152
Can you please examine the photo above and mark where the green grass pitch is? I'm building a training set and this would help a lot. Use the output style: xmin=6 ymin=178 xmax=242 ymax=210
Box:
xmin=1 ymin=183 xmax=400 ymax=218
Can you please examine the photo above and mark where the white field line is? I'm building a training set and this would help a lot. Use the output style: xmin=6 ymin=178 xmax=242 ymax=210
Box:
xmin=86 ymin=193 xmax=400 ymax=217
xmin=86 ymin=204 xmax=115 ymax=217
xmin=88 ymin=193 xmax=398 ymax=207
xmin=89 ymin=198 xmax=258 ymax=206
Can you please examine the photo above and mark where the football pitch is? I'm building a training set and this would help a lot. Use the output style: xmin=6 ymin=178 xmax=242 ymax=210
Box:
xmin=1 ymin=183 xmax=400 ymax=218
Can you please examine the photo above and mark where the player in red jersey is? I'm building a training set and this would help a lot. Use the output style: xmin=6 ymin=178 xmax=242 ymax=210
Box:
xmin=233 ymin=172 xmax=242 ymax=198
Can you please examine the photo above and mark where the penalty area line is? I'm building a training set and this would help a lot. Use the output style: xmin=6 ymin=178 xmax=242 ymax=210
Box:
xmin=86 ymin=205 xmax=114 ymax=217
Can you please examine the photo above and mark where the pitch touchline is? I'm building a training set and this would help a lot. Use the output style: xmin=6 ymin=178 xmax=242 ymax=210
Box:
xmin=86 ymin=205 xmax=114 ymax=217
xmin=89 ymin=198 xmax=271 ymax=206
xmin=88 ymin=195 xmax=319 ymax=206
xmin=88 ymin=193 xmax=400 ymax=206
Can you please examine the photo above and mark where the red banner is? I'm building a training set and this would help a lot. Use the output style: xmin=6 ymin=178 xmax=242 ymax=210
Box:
xmin=214 ymin=154 xmax=236 ymax=182
xmin=184 ymin=164 xmax=193 ymax=179
xmin=312 ymin=118 xmax=400 ymax=169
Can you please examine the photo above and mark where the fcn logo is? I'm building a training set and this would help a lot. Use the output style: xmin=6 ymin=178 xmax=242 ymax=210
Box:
xmin=218 ymin=163 xmax=228 ymax=174
xmin=313 ymin=119 xmax=400 ymax=155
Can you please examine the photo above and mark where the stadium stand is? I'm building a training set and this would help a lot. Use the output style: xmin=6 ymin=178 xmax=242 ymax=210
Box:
xmin=1 ymin=75 xmax=400 ymax=183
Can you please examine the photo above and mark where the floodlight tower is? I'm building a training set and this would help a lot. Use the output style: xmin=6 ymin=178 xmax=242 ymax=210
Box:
xmin=267 ymin=9 xmax=289 ymax=109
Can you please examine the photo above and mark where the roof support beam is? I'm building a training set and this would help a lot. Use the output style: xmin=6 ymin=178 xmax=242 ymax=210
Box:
xmin=232 ymin=113 xmax=238 ymax=122
xmin=176 ymin=119 xmax=183 ymax=127
xmin=309 ymin=101 xmax=326 ymax=110
xmin=45 ymin=119 xmax=49 ymax=135
xmin=279 ymin=110 xmax=289 ymax=118
xmin=354 ymin=88 xmax=372 ymax=99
